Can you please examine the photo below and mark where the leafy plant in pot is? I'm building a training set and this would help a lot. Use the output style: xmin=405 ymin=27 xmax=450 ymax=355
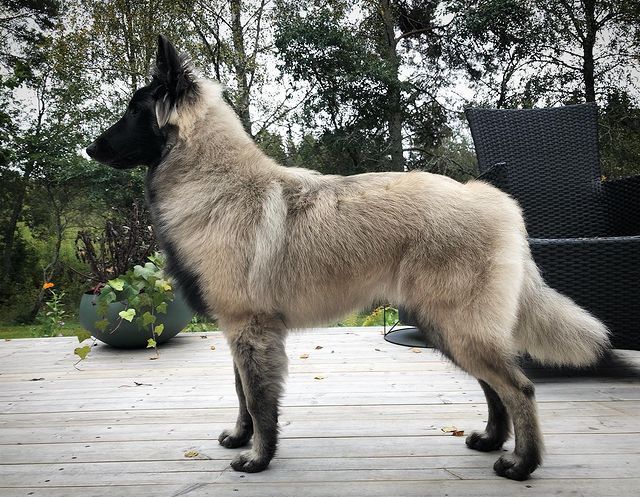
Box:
xmin=75 ymin=205 xmax=193 ymax=359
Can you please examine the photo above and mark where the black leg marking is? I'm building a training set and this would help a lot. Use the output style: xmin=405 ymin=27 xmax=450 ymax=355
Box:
xmin=466 ymin=380 xmax=511 ymax=452
xmin=218 ymin=364 xmax=254 ymax=448
xmin=416 ymin=310 xmax=543 ymax=481
xmin=227 ymin=316 xmax=287 ymax=473
xmin=490 ymin=373 xmax=542 ymax=481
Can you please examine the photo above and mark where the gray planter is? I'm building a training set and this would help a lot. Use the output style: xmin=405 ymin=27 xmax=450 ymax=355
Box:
xmin=79 ymin=291 xmax=193 ymax=349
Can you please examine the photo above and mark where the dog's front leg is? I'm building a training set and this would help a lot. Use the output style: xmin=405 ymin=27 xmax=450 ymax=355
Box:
xmin=224 ymin=315 xmax=288 ymax=473
xmin=218 ymin=364 xmax=254 ymax=448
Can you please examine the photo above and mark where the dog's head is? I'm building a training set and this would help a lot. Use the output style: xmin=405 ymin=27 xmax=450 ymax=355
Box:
xmin=86 ymin=35 xmax=198 ymax=168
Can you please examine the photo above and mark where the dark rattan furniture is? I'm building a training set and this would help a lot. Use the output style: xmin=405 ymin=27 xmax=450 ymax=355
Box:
xmin=466 ymin=102 xmax=640 ymax=351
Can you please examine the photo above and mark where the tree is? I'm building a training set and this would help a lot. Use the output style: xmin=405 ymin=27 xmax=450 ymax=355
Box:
xmin=275 ymin=0 xmax=451 ymax=174
xmin=533 ymin=0 xmax=640 ymax=103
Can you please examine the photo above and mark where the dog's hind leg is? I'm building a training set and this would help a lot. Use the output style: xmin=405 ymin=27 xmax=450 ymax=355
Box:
xmin=416 ymin=304 xmax=543 ymax=481
xmin=218 ymin=363 xmax=254 ymax=448
xmin=223 ymin=314 xmax=288 ymax=473
xmin=466 ymin=380 xmax=511 ymax=452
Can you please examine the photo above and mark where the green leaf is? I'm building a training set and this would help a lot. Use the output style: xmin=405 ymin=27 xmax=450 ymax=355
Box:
xmin=144 ymin=262 xmax=158 ymax=272
xmin=156 ymin=302 xmax=168 ymax=314
xmin=154 ymin=323 xmax=164 ymax=336
xmin=119 ymin=309 xmax=136 ymax=322
xmin=153 ymin=292 xmax=170 ymax=307
xmin=155 ymin=278 xmax=172 ymax=291
xmin=137 ymin=293 xmax=152 ymax=308
xmin=108 ymin=278 xmax=125 ymax=291
xmin=76 ymin=330 xmax=92 ymax=342
xmin=95 ymin=319 xmax=109 ymax=332
xmin=98 ymin=289 xmax=116 ymax=303
xmin=74 ymin=345 xmax=91 ymax=360
xmin=146 ymin=338 xmax=157 ymax=349
xmin=142 ymin=311 xmax=156 ymax=326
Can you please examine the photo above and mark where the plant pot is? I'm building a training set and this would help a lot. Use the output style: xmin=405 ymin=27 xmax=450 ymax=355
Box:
xmin=79 ymin=291 xmax=194 ymax=349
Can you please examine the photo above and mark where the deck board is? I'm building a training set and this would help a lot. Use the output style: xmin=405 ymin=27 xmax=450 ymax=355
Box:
xmin=1 ymin=327 xmax=639 ymax=497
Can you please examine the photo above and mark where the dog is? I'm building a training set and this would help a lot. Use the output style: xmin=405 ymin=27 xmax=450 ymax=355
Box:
xmin=86 ymin=35 xmax=610 ymax=480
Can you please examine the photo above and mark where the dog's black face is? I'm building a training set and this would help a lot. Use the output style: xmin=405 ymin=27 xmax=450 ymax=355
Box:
xmin=86 ymin=35 xmax=197 ymax=169
xmin=86 ymin=83 xmax=166 ymax=168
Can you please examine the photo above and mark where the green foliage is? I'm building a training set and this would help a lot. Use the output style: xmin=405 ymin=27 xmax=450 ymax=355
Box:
xmin=600 ymin=90 xmax=640 ymax=178
xmin=77 ymin=253 xmax=175 ymax=361
xmin=185 ymin=314 xmax=218 ymax=332
xmin=361 ymin=306 xmax=399 ymax=327
xmin=41 ymin=288 xmax=66 ymax=336
xmin=336 ymin=306 xmax=399 ymax=327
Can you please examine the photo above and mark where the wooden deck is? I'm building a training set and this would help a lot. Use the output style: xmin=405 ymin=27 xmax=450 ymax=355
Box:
xmin=1 ymin=327 xmax=639 ymax=497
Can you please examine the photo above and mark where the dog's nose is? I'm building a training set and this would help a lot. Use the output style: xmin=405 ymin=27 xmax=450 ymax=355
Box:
xmin=86 ymin=142 xmax=98 ymax=158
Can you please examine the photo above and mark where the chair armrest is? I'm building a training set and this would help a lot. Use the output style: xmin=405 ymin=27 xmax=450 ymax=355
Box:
xmin=476 ymin=162 xmax=509 ymax=191
xmin=602 ymin=175 xmax=640 ymax=236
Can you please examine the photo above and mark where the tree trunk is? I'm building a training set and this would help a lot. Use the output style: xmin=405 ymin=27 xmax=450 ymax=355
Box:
xmin=230 ymin=0 xmax=253 ymax=135
xmin=582 ymin=0 xmax=597 ymax=102
xmin=379 ymin=0 xmax=405 ymax=171
xmin=27 ymin=186 xmax=64 ymax=323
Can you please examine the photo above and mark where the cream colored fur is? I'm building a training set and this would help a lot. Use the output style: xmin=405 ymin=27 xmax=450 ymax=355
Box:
xmin=150 ymin=79 xmax=609 ymax=366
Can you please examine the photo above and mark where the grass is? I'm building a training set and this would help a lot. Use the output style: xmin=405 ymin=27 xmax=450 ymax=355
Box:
xmin=0 ymin=321 xmax=86 ymax=339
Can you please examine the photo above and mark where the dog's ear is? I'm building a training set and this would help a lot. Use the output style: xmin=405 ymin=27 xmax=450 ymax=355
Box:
xmin=154 ymin=35 xmax=196 ymax=127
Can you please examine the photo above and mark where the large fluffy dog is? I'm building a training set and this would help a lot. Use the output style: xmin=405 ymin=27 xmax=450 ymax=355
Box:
xmin=87 ymin=35 xmax=610 ymax=480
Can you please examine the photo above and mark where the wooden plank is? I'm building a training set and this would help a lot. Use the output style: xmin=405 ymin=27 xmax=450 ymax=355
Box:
xmin=2 ymin=479 xmax=639 ymax=497
xmin=1 ymin=411 xmax=638 ymax=445
xmin=1 ymin=433 xmax=638 ymax=465
xmin=2 ymin=453 xmax=638 ymax=486
xmin=1 ymin=331 xmax=639 ymax=497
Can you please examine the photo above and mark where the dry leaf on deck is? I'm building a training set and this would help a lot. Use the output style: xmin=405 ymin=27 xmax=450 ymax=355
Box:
xmin=184 ymin=450 xmax=199 ymax=458
xmin=314 ymin=375 xmax=325 ymax=380
xmin=409 ymin=348 xmax=422 ymax=353
xmin=210 ymin=345 xmax=216 ymax=350
xmin=452 ymin=430 xmax=465 ymax=437
xmin=441 ymin=426 xmax=458 ymax=433
xmin=299 ymin=353 xmax=309 ymax=359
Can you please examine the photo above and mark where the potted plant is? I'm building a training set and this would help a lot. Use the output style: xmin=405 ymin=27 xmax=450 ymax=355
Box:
xmin=79 ymin=253 xmax=193 ymax=350
xmin=75 ymin=204 xmax=193 ymax=354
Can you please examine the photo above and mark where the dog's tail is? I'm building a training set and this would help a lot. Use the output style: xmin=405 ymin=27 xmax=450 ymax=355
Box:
xmin=513 ymin=258 xmax=610 ymax=367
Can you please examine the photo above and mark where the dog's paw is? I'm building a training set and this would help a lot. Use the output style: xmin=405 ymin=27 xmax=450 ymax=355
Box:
xmin=218 ymin=429 xmax=252 ymax=449
xmin=466 ymin=431 xmax=505 ymax=452
xmin=493 ymin=454 xmax=535 ymax=481
xmin=230 ymin=450 xmax=270 ymax=473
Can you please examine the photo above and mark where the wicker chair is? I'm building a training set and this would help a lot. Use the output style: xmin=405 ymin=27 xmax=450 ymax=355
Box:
xmin=465 ymin=102 xmax=640 ymax=351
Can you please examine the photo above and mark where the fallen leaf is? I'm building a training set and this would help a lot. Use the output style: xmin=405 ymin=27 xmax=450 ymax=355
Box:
xmin=314 ymin=375 xmax=325 ymax=380
xmin=134 ymin=381 xmax=151 ymax=387
xmin=200 ymin=335 xmax=208 ymax=339
xmin=30 ymin=378 xmax=45 ymax=381
xmin=299 ymin=353 xmax=309 ymax=359
xmin=409 ymin=347 xmax=422 ymax=353
xmin=184 ymin=450 xmax=199 ymax=458
xmin=315 ymin=345 xmax=323 ymax=350
xmin=441 ymin=426 xmax=458 ymax=433
xmin=452 ymin=430 xmax=465 ymax=437
xmin=149 ymin=356 xmax=158 ymax=360
xmin=210 ymin=345 xmax=216 ymax=350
